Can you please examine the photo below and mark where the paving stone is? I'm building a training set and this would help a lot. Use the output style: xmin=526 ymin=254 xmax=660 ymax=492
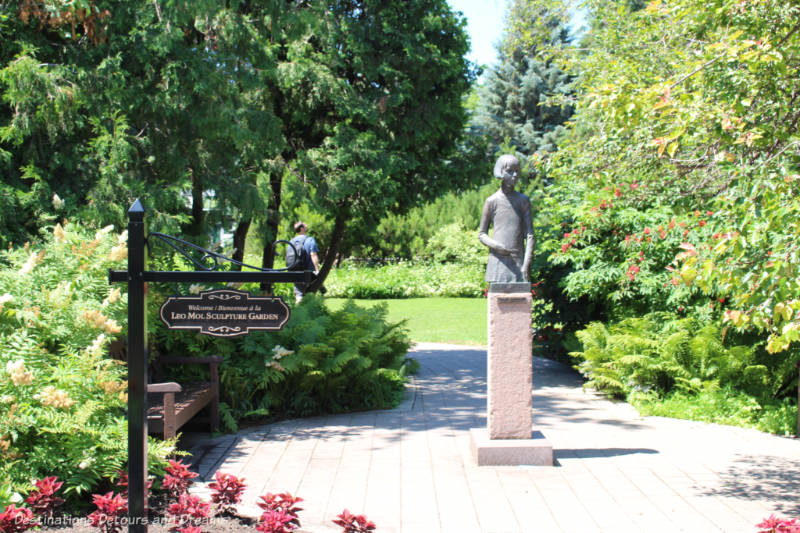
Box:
xmin=185 ymin=342 xmax=799 ymax=532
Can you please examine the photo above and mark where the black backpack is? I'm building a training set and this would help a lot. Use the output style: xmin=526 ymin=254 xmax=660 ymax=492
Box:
xmin=286 ymin=235 xmax=309 ymax=271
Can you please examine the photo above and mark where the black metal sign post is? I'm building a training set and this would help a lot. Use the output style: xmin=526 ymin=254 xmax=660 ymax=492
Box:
xmin=110 ymin=200 xmax=313 ymax=533
xmin=127 ymin=200 xmax=147 ymax=533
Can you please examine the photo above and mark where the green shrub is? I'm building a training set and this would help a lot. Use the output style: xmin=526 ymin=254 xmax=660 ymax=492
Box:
xmin=153 ymin=294 xmax=413 ymax=424
xmin=424 ymin=221 xmax=487 ymax=267
xmin=0 ymin=223 xmax=173 ymax=503
xmin=324 ymin=261 xmax=485 ymax=299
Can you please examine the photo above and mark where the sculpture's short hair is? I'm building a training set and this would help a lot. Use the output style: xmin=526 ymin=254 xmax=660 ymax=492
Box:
xmin=293 ymin=221 xmax=307 ymax=233
xmin=493 ymin=154 xmax=520 ymax=179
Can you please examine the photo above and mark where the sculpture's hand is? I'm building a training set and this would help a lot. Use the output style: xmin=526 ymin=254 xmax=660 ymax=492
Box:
xmin=494 ymin=245 xmax=513 ymax=256
xmin=522 ymin=259 xmax=531 ymax=281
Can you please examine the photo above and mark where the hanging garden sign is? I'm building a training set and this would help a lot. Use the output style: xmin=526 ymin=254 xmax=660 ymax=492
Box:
xmin=160 ymin=288 xmax=290 ymax=336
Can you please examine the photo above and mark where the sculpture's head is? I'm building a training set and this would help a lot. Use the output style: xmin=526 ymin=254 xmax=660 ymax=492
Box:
xmin=493 ymin=154 xmax=520 ymax=189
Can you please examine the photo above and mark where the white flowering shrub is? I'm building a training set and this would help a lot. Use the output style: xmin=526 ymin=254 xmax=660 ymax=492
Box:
xmin=0 ymin=222 xmax=172 ymax=504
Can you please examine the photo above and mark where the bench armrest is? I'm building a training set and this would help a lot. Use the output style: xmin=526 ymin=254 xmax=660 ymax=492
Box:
xmin=147 ymin=382 xmax=182 ymax=393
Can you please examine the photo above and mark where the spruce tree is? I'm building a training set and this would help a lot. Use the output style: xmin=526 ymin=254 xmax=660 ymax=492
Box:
xmin=473 ymin=0 xmax=574 ymax=159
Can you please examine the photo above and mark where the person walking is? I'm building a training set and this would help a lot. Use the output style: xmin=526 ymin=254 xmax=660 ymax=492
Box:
xmin=289 ymin=221 xmax=320 ymax=303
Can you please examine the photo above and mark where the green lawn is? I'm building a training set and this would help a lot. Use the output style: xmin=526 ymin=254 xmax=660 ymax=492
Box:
xmin=325 ymin=297 xmax=487 ymax=346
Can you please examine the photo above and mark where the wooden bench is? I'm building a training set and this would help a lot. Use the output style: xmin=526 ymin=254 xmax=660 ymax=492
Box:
xmin=147 ymin=355 xmax=222 ymax=440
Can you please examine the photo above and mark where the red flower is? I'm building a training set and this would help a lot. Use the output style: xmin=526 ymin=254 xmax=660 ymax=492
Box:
xmin=614 ymin=187 xmax=622 ymax=198
xmin=626 ymin=264 xmax=640 ymax=280
xmin=694 ymin=210 xmax=701 ymax=216
xmin=643 ymin=227 xmax=651 ymax=235
xmin=668 ymin=219 xmax=676 ymax=229
xmin=699 ymin=220 xmax=706 ymax=227
xmin=683 ymin=230 xmax=689 ymax=237
xmin=659 ymin=231 xmax=667 ymax=239
xmin=706 ymin=211 xmax=714 ymax=216
xmin=560 ymin=243 xmax=570 ymax=253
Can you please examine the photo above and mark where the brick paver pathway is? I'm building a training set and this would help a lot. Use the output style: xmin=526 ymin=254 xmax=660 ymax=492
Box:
xmin=188 ymin=343 xmax=799 ymax=533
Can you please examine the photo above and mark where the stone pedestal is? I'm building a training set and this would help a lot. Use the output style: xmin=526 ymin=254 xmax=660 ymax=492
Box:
xmin=470 ymin=282 xmax=553 ymax=466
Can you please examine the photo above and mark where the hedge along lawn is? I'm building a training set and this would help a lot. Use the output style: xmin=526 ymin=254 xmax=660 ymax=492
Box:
xmin=325 ymin=297 xmax=487 ymax=346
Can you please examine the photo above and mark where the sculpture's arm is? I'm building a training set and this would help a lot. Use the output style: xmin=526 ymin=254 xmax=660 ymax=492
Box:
xmin=521 ymin=200 xmax=535 ymax=281
xmin=478 ymin=200 xmax=512 ymax=255
xmin=522 ymin=233 xmax=534 ymax=281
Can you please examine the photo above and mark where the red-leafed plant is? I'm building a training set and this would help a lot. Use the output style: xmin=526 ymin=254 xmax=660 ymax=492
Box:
xmin=24 ymin=476 xmax=64 ymax=519
xmin=207 ymin=471 xmax=246 ymax=514
xmin=0 ymin=504 xmax=36 ymax=533
xmin=333 ymin=509 xmax=376 ymax=533
xmin=256 ymin=493 xmax=303 ymax=531
xmin=757 ymin=514 xmax=800 ymax=533
xmin=255 ymin=509 xmax=297 ymax=533
xmin=162 ymin=460 xmax=199 ymax=499
xmin=87 ymin=492 xmax=128 ymax=533
xmin=166 ymin=492 xmax=210 ymax=533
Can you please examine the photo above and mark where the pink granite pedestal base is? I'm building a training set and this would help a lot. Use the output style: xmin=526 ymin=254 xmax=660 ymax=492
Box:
xmin=470 ymin=428 xmax=553 ymax=466
xmin=471 ymin=282 xmax=553 ymax=466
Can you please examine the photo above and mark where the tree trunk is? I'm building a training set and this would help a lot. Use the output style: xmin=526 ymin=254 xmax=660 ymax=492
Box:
xmin=230 ymin=218 xmax=251 ymax=270
xmin=308 ymin=210 xmax=346 ymax=293
xmin=190 ymin=171 xmax=204 ymax=234
xmin=259 ymin=168 xmax=283 ymax=292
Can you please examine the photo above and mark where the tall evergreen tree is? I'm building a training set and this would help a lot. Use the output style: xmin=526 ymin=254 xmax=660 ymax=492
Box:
xmin=473 ymin=0 xmax=573 ymax=160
